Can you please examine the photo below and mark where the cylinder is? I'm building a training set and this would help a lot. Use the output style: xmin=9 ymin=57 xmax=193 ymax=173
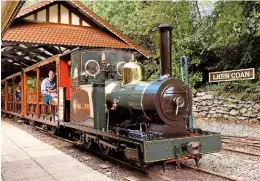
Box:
xmin=158 ymin=24 xmax=173 ymax=76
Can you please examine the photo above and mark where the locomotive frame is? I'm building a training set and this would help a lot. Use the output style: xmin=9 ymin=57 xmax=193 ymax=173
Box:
xmin=1 ymin=25 xmax=221 ymax=167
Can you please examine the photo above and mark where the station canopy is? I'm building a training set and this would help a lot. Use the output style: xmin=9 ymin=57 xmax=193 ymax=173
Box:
xmin=1 ymin=0 xmax=149 ymax=77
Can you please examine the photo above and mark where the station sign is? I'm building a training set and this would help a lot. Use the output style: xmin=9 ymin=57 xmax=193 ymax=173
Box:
xmin=209 ymin=68 xmax=255 ymax=82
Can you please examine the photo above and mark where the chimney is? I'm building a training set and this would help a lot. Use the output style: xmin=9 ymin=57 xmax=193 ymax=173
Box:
xmin=158 ymin=24 xmax=173 ymax=76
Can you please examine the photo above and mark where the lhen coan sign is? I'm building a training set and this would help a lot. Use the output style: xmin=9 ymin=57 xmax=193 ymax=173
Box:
xmin=209 ymin=68 xmax=255 ymax=82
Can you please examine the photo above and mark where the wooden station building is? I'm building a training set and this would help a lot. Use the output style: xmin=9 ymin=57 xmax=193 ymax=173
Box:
xmin=1 ymin=0 xmax=149 ymax=77
xmin=1 ymin=0 xmax=148 ymax=123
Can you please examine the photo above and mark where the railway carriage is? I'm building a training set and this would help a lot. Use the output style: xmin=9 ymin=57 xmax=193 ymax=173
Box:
xmin=1 ymin=24 xmax=221 ymax=167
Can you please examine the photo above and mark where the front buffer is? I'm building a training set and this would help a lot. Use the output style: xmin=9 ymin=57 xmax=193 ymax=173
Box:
xmin=142 ymin=131 xmax=221 ymax=163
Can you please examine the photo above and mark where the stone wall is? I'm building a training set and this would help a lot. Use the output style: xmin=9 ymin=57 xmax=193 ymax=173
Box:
xmin=192 ymin=92 xmax=260 ymax=124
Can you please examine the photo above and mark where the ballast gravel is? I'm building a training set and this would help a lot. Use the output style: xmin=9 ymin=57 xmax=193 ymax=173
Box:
xmin=195 ymin=118 xmax=260 ymax=138
xmin=194 ymin=118 xmax=260 ymax=181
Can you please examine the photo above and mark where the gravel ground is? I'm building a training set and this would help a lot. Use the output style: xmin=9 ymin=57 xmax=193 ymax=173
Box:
xmin=193 ymin=118 xmax=260 ymax=181
xmin=4 ymin=117 xmax=260 ymax=181
xmin=195 ymin=118 xmax=260 ymax=138
xmin=184 ymin=150 xmax=260 ymax=181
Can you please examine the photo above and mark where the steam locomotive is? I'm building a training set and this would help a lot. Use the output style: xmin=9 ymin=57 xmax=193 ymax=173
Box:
xmin=2 ymin=24 xmax=221 ymax=166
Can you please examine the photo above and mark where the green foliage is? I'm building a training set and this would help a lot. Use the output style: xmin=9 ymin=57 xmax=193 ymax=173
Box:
xmin=27 ymin=78 xmax=36 ymax=90
xmin=85 ymin=1 xmax=202 ymax=88
xmin=22 ymin=1 xmax=259 ymax=99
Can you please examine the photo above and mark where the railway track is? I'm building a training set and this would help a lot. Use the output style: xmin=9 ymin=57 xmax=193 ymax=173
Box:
xmin=221 ymin=135 xmax=260 ymax=157
xmin=3 ymin=118 xmax=247 ymax=181
xmin=12 ymin=120 xmax=243 ymax=181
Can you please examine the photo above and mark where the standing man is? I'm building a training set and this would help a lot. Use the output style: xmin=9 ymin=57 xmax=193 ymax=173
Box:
xmin=15 ymin=82 xmax=21 ymax=113
xmin=41 ymin=70 xmax=57 ymax=104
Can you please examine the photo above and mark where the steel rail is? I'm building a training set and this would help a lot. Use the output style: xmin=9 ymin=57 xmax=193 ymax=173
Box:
xmin=181 ymin=163 xmax=245 ymax=181
xmin=11 ymin=119 xmax=245 ymax=181
xmin=222 ymin=147 xmax=260 ymax=157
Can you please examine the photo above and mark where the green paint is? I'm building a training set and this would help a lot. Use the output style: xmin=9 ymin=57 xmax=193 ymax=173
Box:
xmin=143 ymin=133 xmax=221 ymax=163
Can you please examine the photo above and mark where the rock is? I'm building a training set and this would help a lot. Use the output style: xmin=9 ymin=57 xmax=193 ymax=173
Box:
xmin=228 ymin=116 xmax=236 ymax=121
xmin=193 ymin=97 xmax=200 ymax=102
xmin=193 ymin=108 xmax=199 ymax=112
xmin=223 ymin=115 xmax=230 ymax=119
xmin=218 ymin=96 xmax=225 ymax=100
xmin=206 ymin=100 xmax=214 ymax=105
xmin=254 ymin=103 xmax=260 ymax=111
xmin=257 ymin=117 xmax=260 ymax=120
xmin=209 ymin=110 xmax=215 ymax=114
xmin=240 ymin=108 xmax=247 ymax=114
xmin=196 ymin=92 xmax=207 ymax=97
xmin=237 ymin=105 xmax=244 ymax=109
xmin=214 ymin=100 xmax=223 ymax=104
xmin=99 ymin=163 xmax=113 ymax=169
xmin=212 ymin=113 xmax=219 ymax=118
xmin=238 ymin=116 xmax=247 ymax=121
xmin=228 ymin=103 xmax=238 ymax=109
xmin=242 ymin=113 xmax=249 ymax=117
xmin=230 ymin=110 xmax=239 ymax=116
xmin=199 ymin=107 xmax=209 ymax=111
xmin=17 ymin=119 xmax=24 ymax=123
xmin=211 ymin=107 xmax=216 ymax=111
xmin=248 ymin=107 xmax=253 ymax=111
xmin=199 ymin=112 xmax=207 ymax=117
xmin=249 ymin=114 xmax=257 ymax=118
xmin=244 ymin=104 xmax=251 ymax=108
xmin=82 ymin=156 xmax=93 ymax=161
xmin=231 ymin=99 xmax=240 ymax=103
xmin=249 ymin=119 xmax=258 ymax=124
xmin=201 ymin=101 xmax=207 ymax=106
xmin=216 ymin=110 xmax=229 ymax=114
xmin=201 ymin=95 xmax=214 ymax=100
xmin=193 ymin=112 xmax=198 ymax=117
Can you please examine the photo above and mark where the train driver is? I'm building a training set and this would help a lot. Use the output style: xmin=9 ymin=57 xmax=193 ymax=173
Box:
xmin=41 ymin=70 xmax=57 ymax=105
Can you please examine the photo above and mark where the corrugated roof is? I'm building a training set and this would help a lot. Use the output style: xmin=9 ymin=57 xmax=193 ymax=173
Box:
xmin=2 ymin=22 xmax=131 ymax=49
xmin=14 ymin=0 xmax=150 ymax=57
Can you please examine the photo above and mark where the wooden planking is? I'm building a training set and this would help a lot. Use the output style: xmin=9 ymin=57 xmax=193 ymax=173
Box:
xmin=36 ymin=68 xmax=40 ymax=117
xmin=4 ymin=80 xmax=8 ymax=111
xmin=22 ymin=72 xmax=27 ymax=115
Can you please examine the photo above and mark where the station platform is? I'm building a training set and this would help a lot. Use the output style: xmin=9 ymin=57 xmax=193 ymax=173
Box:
xmin=1 ymin=121 xmax=114 ymax=181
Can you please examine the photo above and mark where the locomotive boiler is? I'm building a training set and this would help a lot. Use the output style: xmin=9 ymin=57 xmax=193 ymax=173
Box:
xmin=106 ymin=25 xmax=192 ymax=138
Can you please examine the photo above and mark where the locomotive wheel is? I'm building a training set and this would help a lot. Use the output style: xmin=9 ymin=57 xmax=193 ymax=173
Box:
xmin=29 ymin=120 xmax=35 ymax=127
xmin=99 ymin=142 xmax=109 ymax=156
xmin=84 ymin=137 xmax=91 ymax=149
xmin=49 ymin=126 xmax=57 ymax=134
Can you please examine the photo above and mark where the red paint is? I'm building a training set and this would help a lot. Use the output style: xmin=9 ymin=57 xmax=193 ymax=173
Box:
xmin=190 ymin=133 xmax=199 ymax=137
xmin=59 ymin=59 xmax=70 ymax=100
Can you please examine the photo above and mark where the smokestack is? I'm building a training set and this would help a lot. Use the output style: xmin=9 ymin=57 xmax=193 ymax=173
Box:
xmin=158 ymin=24 xmax=173 ymax=76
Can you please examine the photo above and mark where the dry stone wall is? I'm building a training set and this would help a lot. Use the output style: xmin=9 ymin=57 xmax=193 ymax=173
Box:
xmin=192 ymin=92 xmax=260 ymax=124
